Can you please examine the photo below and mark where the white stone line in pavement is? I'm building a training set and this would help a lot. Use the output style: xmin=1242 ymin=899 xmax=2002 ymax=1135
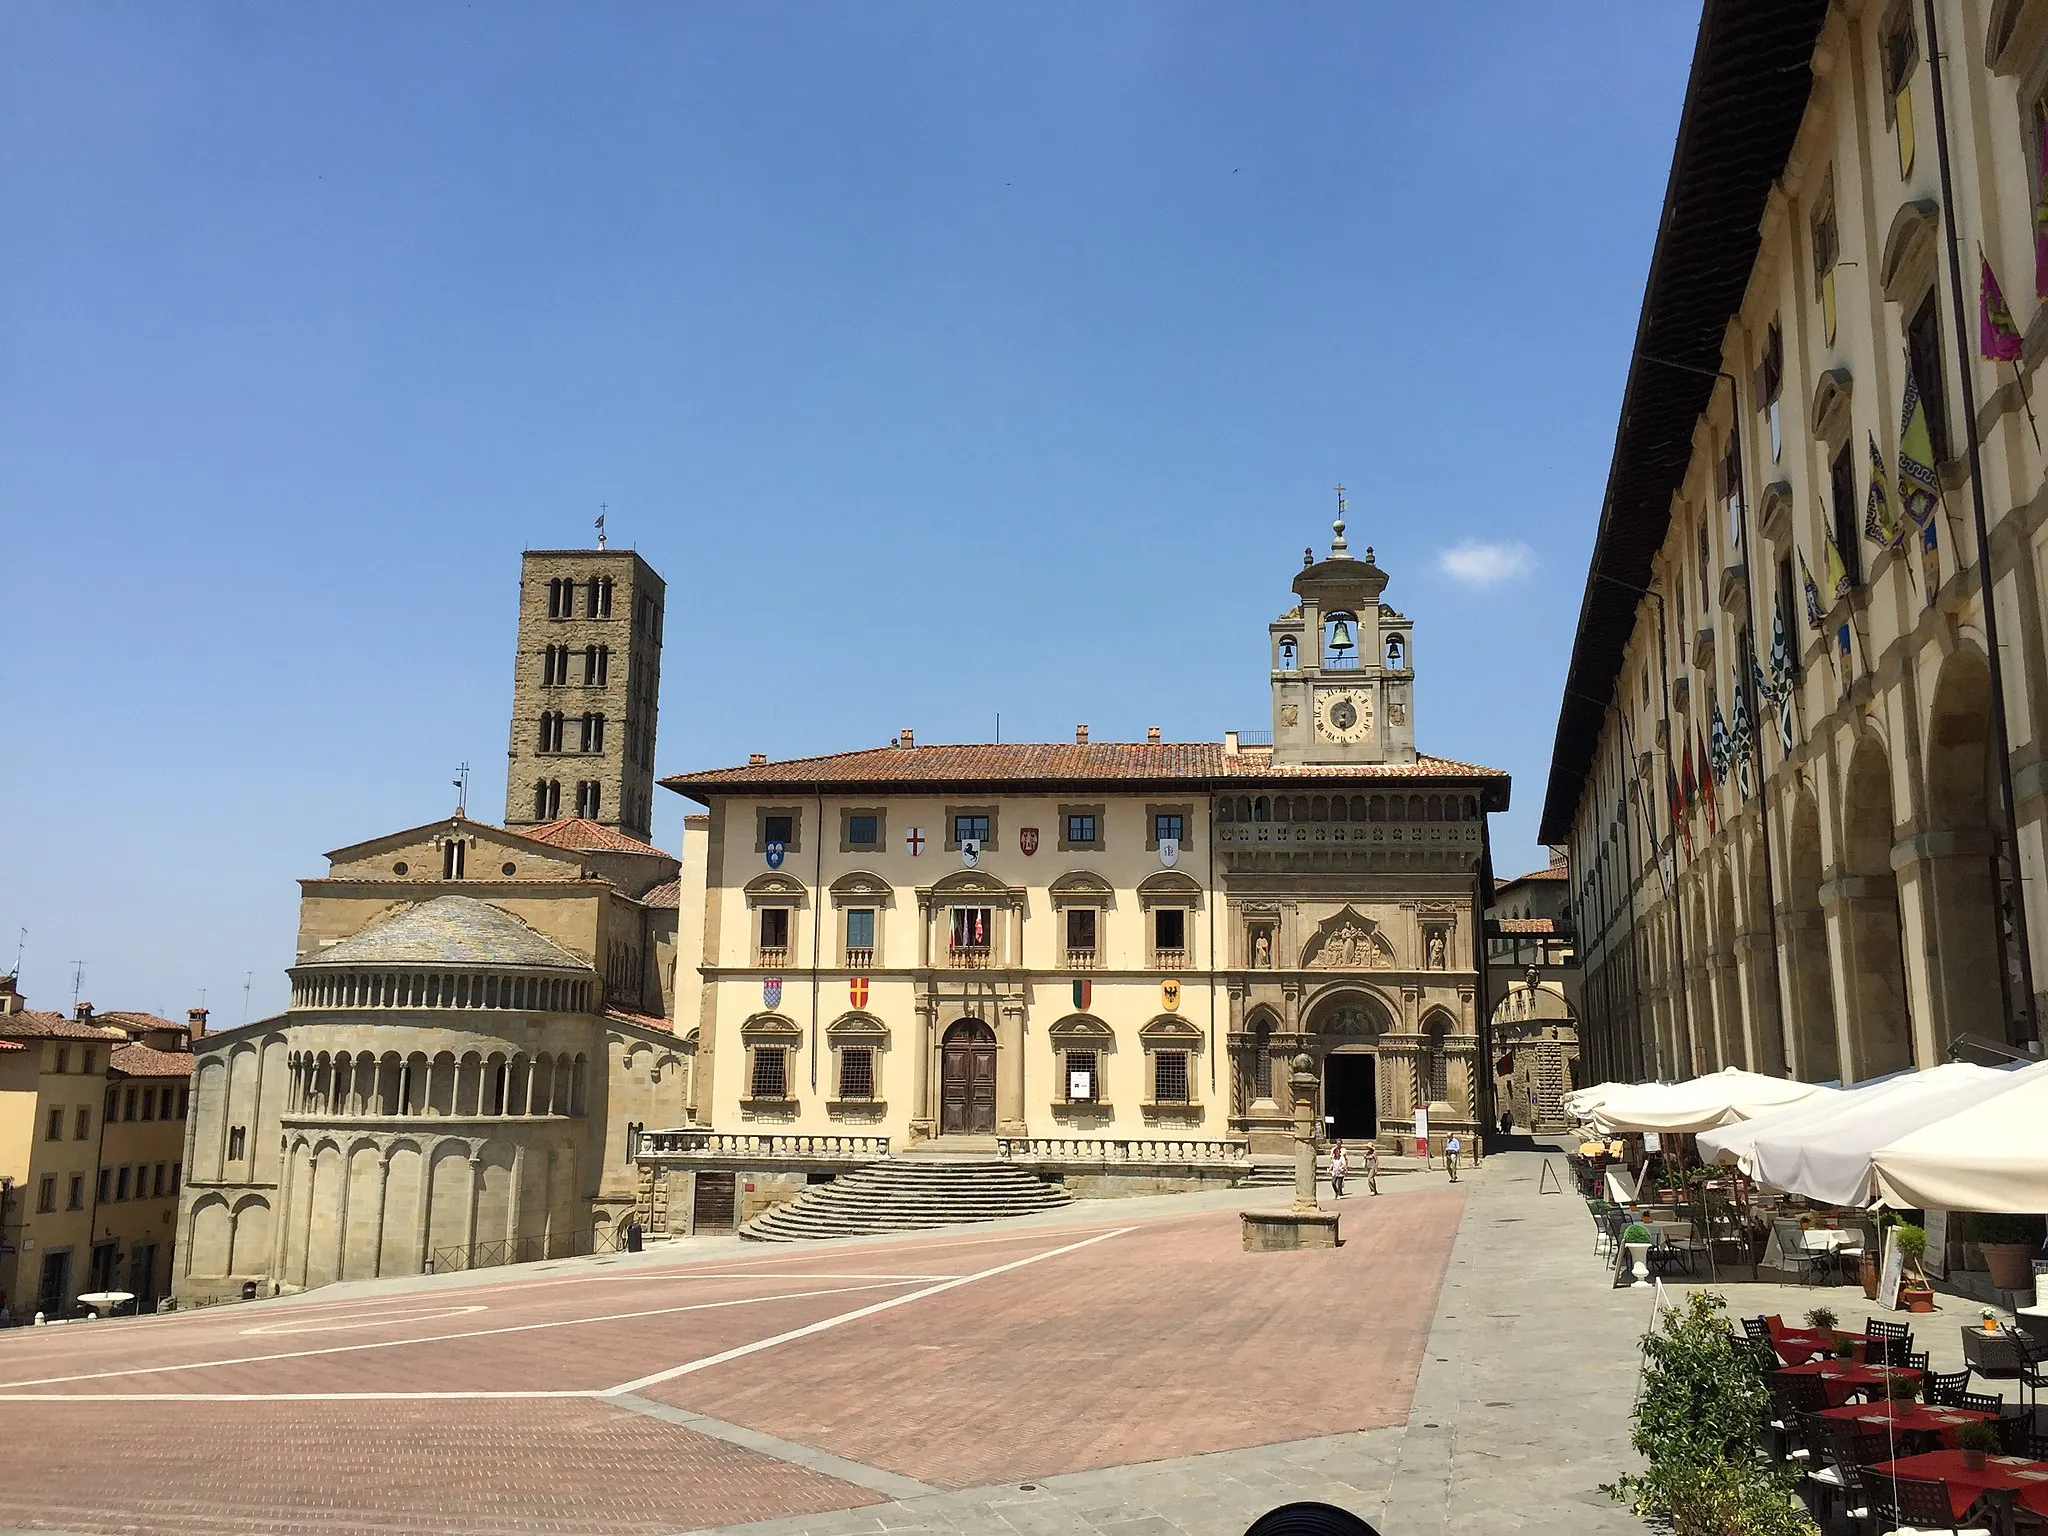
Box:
xmin=0 ymin=1390 xmax=599 ymax=1402
xmin=605 ymin=1227 xmax=1136 ymax=1396
xmin=609 ymin=1392 xmax=939 ymax=1500
xmin=0 ymin=1280 xmax=923 ymax=1391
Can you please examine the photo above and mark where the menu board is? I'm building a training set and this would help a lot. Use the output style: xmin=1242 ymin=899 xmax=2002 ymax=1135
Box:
xmin=1878 ymin=1227 xmax=1905 ymax=1311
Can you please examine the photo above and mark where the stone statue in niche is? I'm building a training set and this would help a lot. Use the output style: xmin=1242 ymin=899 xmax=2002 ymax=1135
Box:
xmin=1389 ymin=701 xmax=1406 ymax=725
xmin=1427 ymin=931 xmax=1446 ymax=970
xmin=1252 ymin=930 xmax=1272 ymax=968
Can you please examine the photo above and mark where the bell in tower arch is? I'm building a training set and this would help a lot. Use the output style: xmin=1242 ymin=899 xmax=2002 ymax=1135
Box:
xmin=1327 ymin=616 xmax=1355 ymax=657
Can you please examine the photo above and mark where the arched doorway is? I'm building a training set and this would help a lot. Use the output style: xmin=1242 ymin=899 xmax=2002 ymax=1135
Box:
xmin=1308 ymin=995 xmax=1387 ymax=1140
xmin=939 ymin=1020 xmax=996 ymax=1134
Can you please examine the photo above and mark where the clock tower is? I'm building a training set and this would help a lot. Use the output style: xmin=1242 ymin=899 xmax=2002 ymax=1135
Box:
xmin=1268 ymin=505 xmax=1416 ymax=767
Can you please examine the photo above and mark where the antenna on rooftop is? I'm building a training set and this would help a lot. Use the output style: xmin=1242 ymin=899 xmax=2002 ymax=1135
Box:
xmin=11 ymin=928 xmax=22 ymax=978
xmin=242 ymin=971 xmax=252 ymax=1025
xmin=453 ymin=762 xmax=470 ymax=816
xmin=70 ymin=961 xmax=84 ymax=1008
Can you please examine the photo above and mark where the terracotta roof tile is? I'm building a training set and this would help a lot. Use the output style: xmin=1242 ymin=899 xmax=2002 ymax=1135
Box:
xmin=1495 ymin=917 xmax=1563 ymax=936
xmin=95 ymin=1011 xmax=186 ymax=1034
xmin=111 ymin=1042 xmax=194 ymax=1078
xmin=1503 ymin=865 xmax=1571 ymax=885
xmin=0 ymin=1011 xmax=128 ymax=1042
xmin=663 ymin=741 xmax=1508 ymax=797
xmin=605 ymin=1007 xmax=672 ymax=1033
xmin=641 ymin=878 xmax=681 ymax=910
xmin=523 ymin=818 xmax=670 ymax=858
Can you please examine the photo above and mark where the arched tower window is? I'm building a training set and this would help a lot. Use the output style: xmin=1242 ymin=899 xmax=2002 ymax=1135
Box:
xmin=1323 ymin=612 xmax=1359 ymax=669
xmin=1278 ymin=637 xmax=1297 ymax=671
xmin=1385 ymin=634 xmax=1405 ymax=669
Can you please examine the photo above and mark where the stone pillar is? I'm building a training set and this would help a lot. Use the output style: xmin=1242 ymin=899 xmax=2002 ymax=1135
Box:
xmin=369 ymin=1155 xmax=391 ymax=1278
xmin=270 ymin=1138 xmax=295 ymax=1287
xmin=997 ymin=1002 xmax=1026 ymax=1135
xmin=1776 ymin=906 xmax=1840 ymax=1082
xmin=507 ymin=1144 xmax=526 ymax=1245
xmin=463 ymin=1155 xmax=483 ymax=1268
xmin=912 ymin=997 xmax=937 ymax=1139
xmin=1822 ymin=876 xmax=1914 ymax=1079
xmin=1290 ymin=1055 xmax=1319 ymax=1214
xmin=332 ymin=1152 xmax=352 ymax=1283
xmin=416 ymin=1141 xmax=437 ymax=1275
xmin=298 ymin=1152 xmax=319 ymax=1287
xmin=1900 ymin=830 xmax=2006 ymax=1061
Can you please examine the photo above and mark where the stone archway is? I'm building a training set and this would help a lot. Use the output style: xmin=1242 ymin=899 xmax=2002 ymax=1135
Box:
xmin=1921 ymin=648 xmax=2015 ymax=1053
xmin=1836 ymin=735 xmax=1913 ymax=1077
xmin=1304 ymin=991 xmax=1393 ymax=1143
xmin=1783 ymin=787 xmax=1840 ymax=1082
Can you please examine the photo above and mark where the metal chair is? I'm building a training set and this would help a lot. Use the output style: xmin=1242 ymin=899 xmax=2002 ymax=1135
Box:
xmin=1924 ymin=1369 xmax=1972 ymax=1407
xmin=1743 ymin=1315 xmax=1775 ymax=1348
xmin=1868 ymin=1318 xmax=1913 ymax=1345
xmin=2000 ymin=1325 xmax=2044 ymax=1413
xmin=1808 ymin=1418 xmax=1896 ymax=1525
xmin=1904 ymin=1350 xmax=1931 ymax=1374
xmin=1866 ymin=1471 xmax=1989 ymax=1536
xmin=1774 ymin=1219 xmax=1837 ymax=1286
xmin=1772 ymin=1370 xmax=1836 ymax=1415
xmin=1956 ymin=1391 xmax=2006 ymax=1417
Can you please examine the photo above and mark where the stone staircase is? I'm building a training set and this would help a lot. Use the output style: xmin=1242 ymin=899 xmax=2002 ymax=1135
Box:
xmin=739 ymin=1157 xmax=1071 ymax=1241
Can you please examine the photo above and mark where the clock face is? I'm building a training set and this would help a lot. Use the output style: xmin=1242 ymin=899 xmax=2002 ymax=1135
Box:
xmin=1314 ymin=688 xmax=1373 ymax=744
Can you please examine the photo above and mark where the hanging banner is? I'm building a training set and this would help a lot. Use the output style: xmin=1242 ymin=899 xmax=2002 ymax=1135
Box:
xmin=1414 ymin=1102 xmax=1429 ymax=1158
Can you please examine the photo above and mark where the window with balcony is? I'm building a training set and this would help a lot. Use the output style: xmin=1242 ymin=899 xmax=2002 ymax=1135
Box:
xmin=948 ymin=906 xmax=993 ymax=967
xmin=1064 ymin=907 xmax=1098 ymax=969
xmin=758 ymin=907 xmax=791 ymax=967
xmin=1153 ymin=907 xmax=1187 ymax=969
xmin=845 ymin=908 xmax=875 ymax=969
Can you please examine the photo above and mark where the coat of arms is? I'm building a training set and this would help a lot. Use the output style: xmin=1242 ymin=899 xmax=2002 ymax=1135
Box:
xmin=960 ymin=837 xmax=980 ymax=868
xmin=1158 ymin=837 xmax=1179 ymax=868
xmin=1161 ymin=979 xmax=1181 ymax=1012
xmin=904 ymin=826 xmax=925 ymax=856
xmin=763 ymin=976 xmax=783 ymax=1010
xmin=1019 ymin=827 xmax=1039 ymax=856
xmin=1072 ymin=978 xmax=1091 ymax=1009
xmin=850 ymin=976 xmax=869 ymax=1009
xmin=765 ymin=840 xmax=786 ymax=870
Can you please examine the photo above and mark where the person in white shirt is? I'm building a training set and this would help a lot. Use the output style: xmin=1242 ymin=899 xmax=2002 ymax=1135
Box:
xmin=1445 ymin=1133 xmax=1462 ymax=1183
xmin=1329 ymin=1141 xmax=1347 ymax=1199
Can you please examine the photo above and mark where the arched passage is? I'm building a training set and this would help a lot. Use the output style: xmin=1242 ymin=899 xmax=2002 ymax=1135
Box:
xmin=1835 ymin=735 xmax=1913 ymax=1077
xmin=1783 ymin=787 xmax=1840 ymax=1082
xmin=1920 ymin=649 xmax=2015 ymax=1054
xmin=1711 ymin=859 xmax=1745 ymax=1071
xmin=1308 ymin=991 xmax=1390 ymax=1141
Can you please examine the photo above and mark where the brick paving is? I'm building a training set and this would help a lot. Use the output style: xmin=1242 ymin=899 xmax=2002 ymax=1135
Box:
xmin=649 ymin=1192 xmax=1465 ymax=1489
xmin=0 ymin=1399 xmax=881 ymax=1535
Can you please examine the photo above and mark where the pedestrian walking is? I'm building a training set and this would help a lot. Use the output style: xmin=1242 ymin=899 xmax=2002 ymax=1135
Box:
xmin=1445 ymin=1132 xmax=1461 ymax=1183
xmin=1364 ymin=1141 xmax=1379 ymax=1195
xmin=1329 ymin=1141 xmax=1347 ymax=1198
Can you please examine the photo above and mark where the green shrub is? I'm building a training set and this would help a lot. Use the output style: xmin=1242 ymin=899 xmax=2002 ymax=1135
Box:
xmin=1958 ymin=1421 xmax=2000 ymax=1453
xmin=1894 ymin=1224 xmax=1929 ymax=1283
xmin=1803 ymin=1306 xmax=1838 ymax=1332
xmin=1885 ymin=1371 xmax=1919 ymax=1401
xmin=1969 ymin=1213 xmax=2046 ymax=1247
xmin=1622 ymin=1223 xmax=1654 ymax=1245
xmin=1602 ymin=1291 xmax=1818 ymax=1536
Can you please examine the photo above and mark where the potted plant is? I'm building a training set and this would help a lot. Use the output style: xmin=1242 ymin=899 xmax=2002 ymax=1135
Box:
xmin=1969 ymin=1213 xmax=2045 ymax=1292
xmin=1958 ymin=1420 xmax=1999 ymax=1471
xmin=1884 ymin=1369 xmax=1919 ymax=1403
xmin=1895 ymin=1223 xmax=1935 ymax=1313
xmin=1622 ymin=1222 xmax=1655 ymax=1288
xmin=1804 ymin=1305 xmax=1839 ymax=1337
xmin=1833 ymin=1338 xmax=1859 ymax=1361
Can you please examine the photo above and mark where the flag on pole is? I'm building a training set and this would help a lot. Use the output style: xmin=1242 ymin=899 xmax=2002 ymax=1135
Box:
xmin=1983 ymin=257 xmax=2025 ymax=361
xmin=1698 ymin=725 xmax=1718 ymax=834
xmin=1769 ymin=607 xmax=1797 ymax=756
xmin=1864 ymin=431 xmax=1899 ymax=548
xmin=1898 ymin=373 xmax=1941 ymax=530
xmin=1920 ymin=520 xmax=1941 ymax=608
xmin=1680 ymin=731 xmax=1697 ymax=818
xmin=1729 ymin=666 xmax=1754 ymax=799
xmin=1709 ymin=700 xmax=1731 ymax=787
xmin=1823 ymin=523 xmax=1852 ymax=599
xmin=1800 ymin=548 xmax=1826 ymax=630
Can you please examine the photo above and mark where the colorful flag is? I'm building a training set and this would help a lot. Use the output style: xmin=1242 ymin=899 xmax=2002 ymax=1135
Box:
xmin=1680 ymin=731 xmax=1697 ymax=817
xmin=1709 ymin=700 xmax=1731 ymax=787
xmin=1898 ymin=373 xmax=1941 ymax=529
xmin=1768 ymin=607 xmax=1797 ymax=756
xmin=1698 ymin=725 xmax=1718 ymax=835
xmin=1920 ymin=520 xmax=1941 ymax=608
xmin=1824 ymin=523 xmax=1852 ymax=599
xmin=1800 ymin=548 xmax=1826 ymax=631
xmin=1983 ymin=257 xmax=2025 ymax=361
xmin=1864 ymin=431 xmax=1899 ymax=548
xmin=1729 ymin=665 xmax=1754 ymax=799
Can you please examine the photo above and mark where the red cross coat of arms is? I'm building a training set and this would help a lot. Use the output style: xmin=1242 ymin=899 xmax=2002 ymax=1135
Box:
xmin=1019 ymin=827 xmax=1039 ymax=856
xmin=849 ymin=976 xmax=869 ymax=1009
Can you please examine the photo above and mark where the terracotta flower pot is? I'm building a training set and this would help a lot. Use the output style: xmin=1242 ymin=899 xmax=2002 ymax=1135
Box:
xmin=1901 ymin=1284 xmax=1936 ymax=1314
xmin=1980 ymin=1242 xmax=2037 ymax=1291
xmin=1962 ymin=1449 xmax=1988 ymax=1471
xmin=1861 ymin=1250 xmax=1881 ymax=1300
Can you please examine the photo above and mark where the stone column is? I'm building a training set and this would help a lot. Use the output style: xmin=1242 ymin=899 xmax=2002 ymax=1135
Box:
xmin=332 ymin=1153 xmax=352 ymax=1283
xmin=1290 ymin=1055 xmax=1319 ymax=1213
xmin=1734 ymin=930 xmax=1785 ymax=1075
xmin=1899 ymin=830 xmax=2005 ymax=1061
xmin=463 ymin=1155 xmax=483 ymax=1268
xmin=912 ymin=997 xmax=937 ymax=1138
xmin=369 ymin=1154 xmax=391 ymax=1278
xmin=997 ymin=1002 xmax=1026 ymax=1135
xmin=417 ymin=1143 xmax=437 ymax=1275
xmin=1821 ymin=876 xmax=1914 ymax=1079
xmin=507 ymin=1144 xmax=526 ymax=1245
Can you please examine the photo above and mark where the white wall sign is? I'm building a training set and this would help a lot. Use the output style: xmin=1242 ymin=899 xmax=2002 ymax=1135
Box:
xmin=1878 ymin=1228 xmax=1905 ymax=1312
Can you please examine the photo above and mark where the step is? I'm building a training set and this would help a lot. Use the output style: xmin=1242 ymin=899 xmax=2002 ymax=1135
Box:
xmin=739 ymin=1155 xmax=1071 ymax=1242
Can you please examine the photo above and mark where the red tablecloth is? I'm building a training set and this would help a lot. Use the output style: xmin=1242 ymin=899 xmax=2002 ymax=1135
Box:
xmin=1772 ymin=1327 xmax=1875 ymax=1365
xmin=1871 ymin=1450 xmax=2048 ymax=1522
xmin=1777 ymin=1360 xmax=1922 ymax=1407
xmin=1818 ymin=1400 xmax=1995 ymax=1449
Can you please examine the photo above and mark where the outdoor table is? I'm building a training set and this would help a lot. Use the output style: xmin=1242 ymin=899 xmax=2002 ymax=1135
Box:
xmin=1772 ymin=1327 xmax=1876 ymax=1365
xmin=1869 ymin=1450 xmax=2048 ymax=1527
xmin=1818 ymin=1400 xmax=1996 ymax=1450
xmin=1777 ymin=1360 xmax=1923 ymax=1407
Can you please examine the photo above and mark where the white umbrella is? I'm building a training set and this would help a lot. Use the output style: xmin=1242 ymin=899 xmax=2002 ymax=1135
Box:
xmin=1871 ymin=1059 xmax=2048 ymax=1212
xmin=1591 ymin=1067 xmax=1833 ymax=1135
xmin=1697 ymin=1068 xmax=1912 ymax=1172
xmin=74 ymin=1290 xmax=135 ymax=1312
xmin=1745 ymin=1061 xmax=2026 ymax=1207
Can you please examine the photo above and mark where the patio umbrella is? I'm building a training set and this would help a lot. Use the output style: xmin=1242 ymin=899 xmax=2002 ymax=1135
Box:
xmin=73 ymin=1291 xmax=135 ymax=1313
xmin=1696 ymin=1067 xmax=1912 ymax=1172
xmin=1562 ymin=1081 xmax=1633 ymax=1121
xmin=1589 ymin=1067 xmax=1832 ymax=1135
xmin=1870 ymin=1059 xmax=2048 ymax=1212
xmin=1743 ymin=1061 xmax=2025 ymax=1206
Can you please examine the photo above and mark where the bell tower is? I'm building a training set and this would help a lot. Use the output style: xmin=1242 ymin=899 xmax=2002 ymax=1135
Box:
xmin=1269 ymin=497 xmax=1416 ymax=767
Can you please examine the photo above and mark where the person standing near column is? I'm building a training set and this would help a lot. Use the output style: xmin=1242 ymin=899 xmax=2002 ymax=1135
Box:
xmin=1329 ymin=1141 xmax=1347 ymax=1199
xmin=1445 ymin=1132 xmax=1461 ymax=1183
xmin=1364 ymin=1140 xmax=1379 ymax=1196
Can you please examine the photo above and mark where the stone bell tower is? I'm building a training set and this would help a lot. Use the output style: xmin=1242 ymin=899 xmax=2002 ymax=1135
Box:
xmin=1268 ymin=501 xmax=1416 ymax=767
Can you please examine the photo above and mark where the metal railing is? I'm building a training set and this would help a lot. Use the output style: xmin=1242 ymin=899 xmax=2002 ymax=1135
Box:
xmin=427 ymin=1225 xmax=620 ymax=1274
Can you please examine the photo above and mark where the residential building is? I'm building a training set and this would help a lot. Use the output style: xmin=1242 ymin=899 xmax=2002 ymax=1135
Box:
xmin=1542 ymin=0 xmax=2048 ymax=1086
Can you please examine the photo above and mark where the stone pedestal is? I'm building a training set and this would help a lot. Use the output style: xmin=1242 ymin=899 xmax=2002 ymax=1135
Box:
xmin=1242 ymin=1052 xmax=1342 ymax=1252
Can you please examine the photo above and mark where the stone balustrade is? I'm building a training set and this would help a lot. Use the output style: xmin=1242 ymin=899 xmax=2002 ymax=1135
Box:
xmin=996 ymin=1135 xmax=1249 ymax=1166
xmin=637 ymin=1128 xmax=890 ymax=1162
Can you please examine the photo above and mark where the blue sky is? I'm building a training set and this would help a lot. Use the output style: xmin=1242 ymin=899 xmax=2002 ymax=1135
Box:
xmin=1 ymin=4 xmax=1699 ymax=1022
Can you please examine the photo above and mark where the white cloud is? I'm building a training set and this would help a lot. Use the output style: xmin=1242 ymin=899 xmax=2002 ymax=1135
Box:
xmin=1437 ymin=539 xmax=1537 ymax=587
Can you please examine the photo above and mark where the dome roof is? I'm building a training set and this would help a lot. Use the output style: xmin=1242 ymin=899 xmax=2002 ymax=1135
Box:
xmin=301 ymin=896 xmax=589 ymax=971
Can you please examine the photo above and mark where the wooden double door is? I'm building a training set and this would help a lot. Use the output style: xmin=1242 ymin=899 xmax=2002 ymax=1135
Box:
xmin=940 ymin=1020 xmax=997 ymax=1134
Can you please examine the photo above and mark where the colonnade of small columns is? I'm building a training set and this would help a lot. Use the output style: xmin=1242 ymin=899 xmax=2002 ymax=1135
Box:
xmin=290 ymin=967 xmax=594 ymax=1015
xmin=286 ymin=1047 xmax=589 ymax=1119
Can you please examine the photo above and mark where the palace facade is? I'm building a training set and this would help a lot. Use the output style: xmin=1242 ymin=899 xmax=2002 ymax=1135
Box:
xmin=1545 ymin=0 xmax=2048 ymax=1086
xmin=643 ymin=526 xmax=1509 ymax=1234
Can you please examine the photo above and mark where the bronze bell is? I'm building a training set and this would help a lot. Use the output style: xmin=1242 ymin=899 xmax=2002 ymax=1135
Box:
xmin=1327 ymin=617 xmax=1355 ymax=654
